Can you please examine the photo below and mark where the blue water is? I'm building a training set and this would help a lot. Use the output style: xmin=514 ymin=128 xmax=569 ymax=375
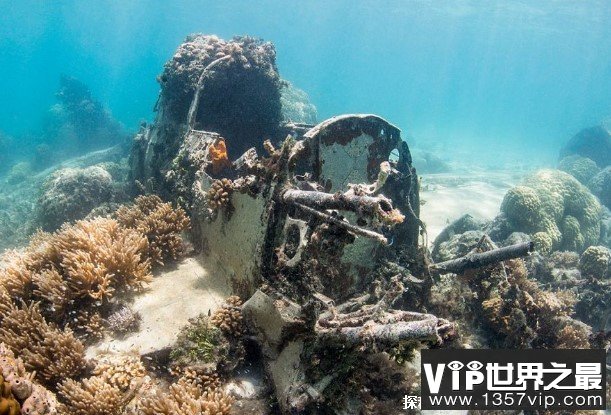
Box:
xmin=1 ymin=0 xmax=610 ymax=165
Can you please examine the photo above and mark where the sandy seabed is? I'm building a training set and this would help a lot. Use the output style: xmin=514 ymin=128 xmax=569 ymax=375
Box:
xmin=419 ymin=168 xmax=529 ymax=244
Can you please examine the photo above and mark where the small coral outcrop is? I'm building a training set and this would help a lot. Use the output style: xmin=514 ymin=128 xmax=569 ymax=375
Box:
xmin=205 ymin=178 xmax=233 ymax=216
xmin=5 ymin=162 xmax=32 ymax=186
xmin=43 ymin=75 xmax=126 ymax=154
xmin=106 ymin=306 xmax=141 ymax=336
xmin=280 ymin=81 xmax=317 ymax=124
xmin=559 ymin=124 xmax=611 ymax=168
xmin=429 ymin=238 xmax=590 ymax=349
xmin=170 ymin=296 xmax=246 ymax=381
xmin=498 ymin=169 xmax=602 ymax=253
xmin=169 ymin=315 xmax=229 ymax=370
xmin=210 ymin=296 xmax=244 ymax=338
xmin=432 ymin=230 xmax=484 ymax=262
xmin=558 ymin=155 xmax=600 ymax=185
xmin=588 ymin=166 xmax=611 ymax=210
xmin=579 ymin=245 xmax=610 ymax=279
xmin=38 ymin=166 xmax=113 ymax=231
xmin=115 ymin=195 xmax=190 ymax=265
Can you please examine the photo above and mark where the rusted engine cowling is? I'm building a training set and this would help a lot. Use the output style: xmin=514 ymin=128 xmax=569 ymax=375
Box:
xmin=174 ymin=114 xmax=420 ymax=300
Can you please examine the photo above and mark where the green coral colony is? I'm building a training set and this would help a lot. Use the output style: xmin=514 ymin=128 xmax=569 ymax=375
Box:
xmin=0 ymin=33 xmax=609 ymax=415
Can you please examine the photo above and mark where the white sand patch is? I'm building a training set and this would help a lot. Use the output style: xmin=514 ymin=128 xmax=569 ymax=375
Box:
xmin=419 ymin=169 xmax=527 ymax=244
xmin=88 ymin=256 xmax=232 ymax=358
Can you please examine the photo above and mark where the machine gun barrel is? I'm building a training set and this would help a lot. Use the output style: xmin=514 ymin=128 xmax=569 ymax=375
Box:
xmin=282 ymin=188 xmax=394 ymax=218
xmin=431 ymin=241 xmax=534 ymax=275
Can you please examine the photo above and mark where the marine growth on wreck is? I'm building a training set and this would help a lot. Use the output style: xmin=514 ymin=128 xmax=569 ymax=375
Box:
xmin=1 ymin=5 xmax=611 ymax=415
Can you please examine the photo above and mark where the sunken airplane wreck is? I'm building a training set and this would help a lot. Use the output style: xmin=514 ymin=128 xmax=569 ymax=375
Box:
xmin=129 ymin=35 xmax=532 ymax=413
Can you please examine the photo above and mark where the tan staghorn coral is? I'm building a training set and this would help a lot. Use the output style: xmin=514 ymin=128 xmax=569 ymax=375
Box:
xmin=210 ymin=296 xmax=244 ymax=337
xmin=31 ymin=268 xmax=68 ymax=319
xmin=9 ymin=217 xmax=153 ymax=335
xmin=0 ymin=287 xmax=12 ymax=318
xmin=0 ymin=303 xmax=86 ymax=385
xmin=133 ymin=377 xmax=233 ymax=415
xmin=92 ymin=353 xmax=146 ymax=392
xmin=51 ymin=218 xmax=152 ymax=299
xmin=115 ymin=195 xmax=190 ymax=265
xmin=72 ymin=309 xmax=105 ymax=343
xmin=0 ymin=251 xmax=33 ymax=301
xmin=58 ymin=376 xmax=125 ymax=415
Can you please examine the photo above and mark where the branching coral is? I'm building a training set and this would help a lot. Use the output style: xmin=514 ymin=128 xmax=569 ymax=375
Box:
xmin=0 ymin=303 xmax=86 ymax=386
xmin=72 ymin=309 xmax=106 ymax=343
xmin=115 ymin=195 xmax=190 ymax=265
xmin=0 ymin=287 xmax=12 ymax=321
xmin=0 ymin=197 xmax=186 ymax=346
xmin=91 ymin=353 xmax=146 ymax=392
xmin=56 ymin=353 xmax=145 ymax=415
xmin=0 ymin=251 xmax=33 ymax=301
xmin=58 ymin=376 xmax=125 ymax=415
xmin=131 ymin=377 xmax=233 ymax=415
xmin=37 ymin=218 xmax=152 ymax=313
xmin=4 ymin=217 xmax=152 ymax=316
xmin=61 ymin=218 xmax=151 ymax=295
xmin=499 ymin=169 xmax=602 ymax=253
xmin=31 ymin=268 xmax=69 ymax=319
